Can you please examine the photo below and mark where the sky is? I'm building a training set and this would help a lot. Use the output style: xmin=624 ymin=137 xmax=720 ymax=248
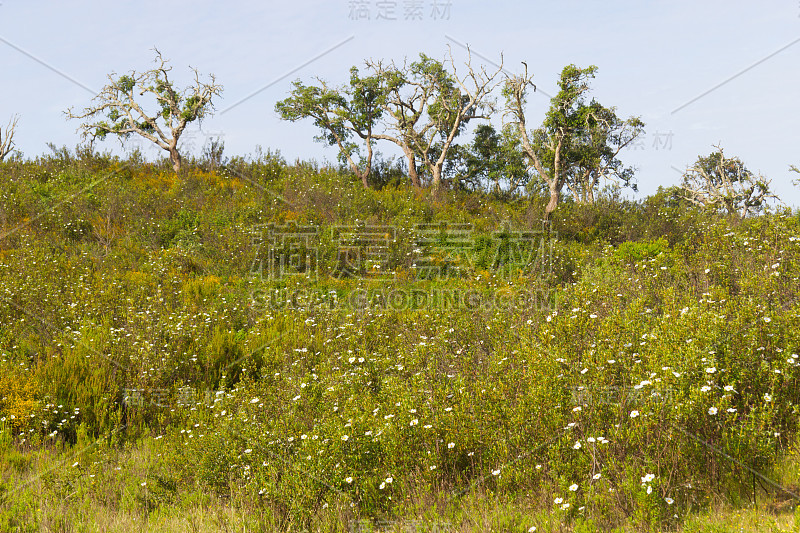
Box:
xmin=1 ymin=0 xmax=799 ymax=206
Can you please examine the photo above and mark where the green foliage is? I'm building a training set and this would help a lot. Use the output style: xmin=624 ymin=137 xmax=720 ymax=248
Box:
xmin=0 ymin=150 xmax=799 ymax=530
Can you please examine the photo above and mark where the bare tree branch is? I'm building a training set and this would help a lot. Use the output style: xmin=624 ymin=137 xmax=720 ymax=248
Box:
xmin=0 ymin=115 xmax=19 ymax=162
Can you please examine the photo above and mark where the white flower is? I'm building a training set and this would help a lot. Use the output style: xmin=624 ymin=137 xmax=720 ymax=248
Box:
xmin=708 ymin=407 xmax=718 ymax=415
xmin=665 ymin=497 xmax=674 ymax=505
xmin=341 ymin=435 xmax=349 ymax=441
xmin=561 ymin=503 xmax=570 ymax=510
xmin=410 ymin=419 xmax=418 ymax=426
xmin=700 ymin=386 xmax=711 ymax=392
xmin=630 ymin=410 xmax=640 ymax=418
xmin=587 ymin=437 xmax=596 ymax=443
xmin=554 ymin=497 xmax=563 ymax=504
xmin=727 ymin=408 xmax=737 ymax=413
xmin=385 ymin=477 xmax=393 ymax=483
xmin=244 ymin=448 xmax=252 ymax=454
xmin=345 ymin=477 xmax=353 ymax=484
xmin=573 ymin=441 xmax=582 ymax=450
xmin=379 ymin=482 xmax=386 ymax=489
xmin=430 ymin=465 xmax=437 ymax=471
xmin=528 ymin=528 xmax=537 ymax=533
xmin=646 ymin=485 xmax=653 ymax=494
xmin=569 ymin=484 xmax=578 ymax=491
xmin=593 ymin=473 xmax=601 ymax=480
xmin=705 ymin=367 xmax=716 ymax=374
xmin=724 ymin=385 xmax=735 ymax=392
xmin=448 ymin=442 xmax=455 ymax=449
xmin=764 ymin=393 xmax=772 ymax=402
xmin=249 ymin=398 xmax=260 ymax=404
xmin=641 ymin=473 xmax=655 ymax=483
xmin=573 ymin=406 xmax=582 ymax=412
xmin=292 ymin=395 xmax=301 ymax=401
xmin=763 ymin=317 xmax=771 ymax=323
xmin=492 ymin=469 xmax=501 ymax=476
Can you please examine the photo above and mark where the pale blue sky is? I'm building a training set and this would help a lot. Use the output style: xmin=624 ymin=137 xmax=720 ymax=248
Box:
xmin=1 ymin=1 xmax=798 ymax=205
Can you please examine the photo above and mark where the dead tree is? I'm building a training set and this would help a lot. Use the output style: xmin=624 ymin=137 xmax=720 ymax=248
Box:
xmin=366 ymin=47 xmax=503 ymax=191
xmin=67 ymin=49 xmax=222 ymax=173
xmin=0 ymin=115 xmax=19 ymax=162
xmin=681 ymin=145 xmax=780 ymax=219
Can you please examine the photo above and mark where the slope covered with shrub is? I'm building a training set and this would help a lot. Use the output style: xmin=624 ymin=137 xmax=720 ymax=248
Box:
xmin=1 ymin=151 xmax=799 ymax=531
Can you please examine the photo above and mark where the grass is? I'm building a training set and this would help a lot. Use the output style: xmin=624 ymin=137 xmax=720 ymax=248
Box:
xmin=1 ymin=152 xmax=800 ymax=531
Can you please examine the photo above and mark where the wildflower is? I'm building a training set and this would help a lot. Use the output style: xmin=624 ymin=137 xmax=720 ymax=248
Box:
xmin=385 ymin=477 xmax=393 ymax=484
xmin=341 ymin=435 xmax=349 ymax=441
xmin=244 ymin=448 xmax=252 ymax=454
xmin=630 ymin=410 xmax=640 ymax=418
xmin=708 ymin=407 xmax=718 ymax=415
xmin=561 ymin=503 xmax=570 ymax=510
xmin=492 ymin=469 xmax=501 ymax=476
xmin=764 ymin=393 xmax=772 ymax=402
xmin=593 ymin=473 xmax=601 ymax=480
xmin=573 ymin=441 xmax=582 ymax=450
xmin=587 ymin=437 xmax=596 ymax=443
xmin=249 ymin=398 xmax=260 ymax=404
xmin=528 ymin=528 xmax=537 ymax=532
xmin=569 ymin=484 xmax=578 ymax=491
xmin=448 ymin=442 xmax=455 ymax=449
xmin=665 ymin=497 xmax=674 ymax=505
xmin=727 ymin=408 xmax=737 ymax=413
xmin=724 ymin=385 xmax=735 ymax=392
xmin=646 ymin=485 xmax=653 ymax=494
xmin=641 ymin=473 xmax=655 ymax=483
xmin=554 ymin=497 xmax=563 ymax=504
xmin=573 ymin=406 xmax=582 ymax=412
xmin=345 ymin=477 xmax=353 ymax=484
xmin=410 ymin=419 xmax=418 ymax=426
xmin=430 ymin=465 xmax=437 ymax=471
xmin=700 ymin=385 xmax=711 ymax=392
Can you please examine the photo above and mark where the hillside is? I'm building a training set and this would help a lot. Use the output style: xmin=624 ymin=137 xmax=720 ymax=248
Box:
xmin=1 ymin=151 xmax=800 ymax=531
